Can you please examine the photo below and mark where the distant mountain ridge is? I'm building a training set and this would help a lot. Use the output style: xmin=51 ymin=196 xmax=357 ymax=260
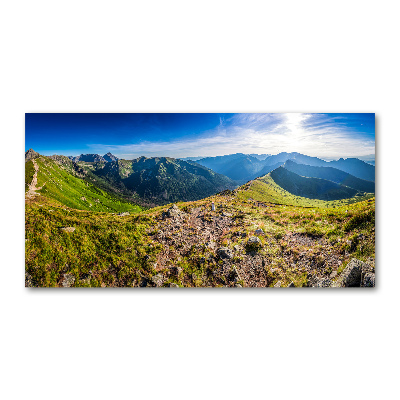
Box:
xmin=283 ymin=160 xmax=375 ymax=193
xmin=192 ymin=152 xmax=375 ymax=183
xmin=270 ymin=167 xmax=358 ymax=201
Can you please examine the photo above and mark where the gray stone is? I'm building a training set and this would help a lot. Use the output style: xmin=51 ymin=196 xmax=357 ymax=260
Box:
xmin=62 ymin=273 xmax=75 ymax=287
xmin=217 ymin=247 xmax=233 ymax=259
xmin=151 ymin=273 xmax=164 ymax=287
xmin=166 ymin=204 xmax=181 ymax=218
xmin=246 ymin=236 xmax=262 ymax=251
xmin=362 ymin=272 xmax=375 ymax=287
xmin=255 ymin=228 xmax=264 ymax=235
xmin=337 ymin=258 xmax=363 ymax=287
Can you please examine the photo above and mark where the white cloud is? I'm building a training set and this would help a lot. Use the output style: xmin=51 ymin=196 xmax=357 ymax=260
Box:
xmin=88 ymin=113 xmax=375 ymax=160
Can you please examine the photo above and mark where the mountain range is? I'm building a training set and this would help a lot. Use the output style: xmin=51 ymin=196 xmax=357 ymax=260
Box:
xmin=190 ymin=152 xmax=375 ymax=184
xmin=25 ymin=149 xmax=375 ymax=206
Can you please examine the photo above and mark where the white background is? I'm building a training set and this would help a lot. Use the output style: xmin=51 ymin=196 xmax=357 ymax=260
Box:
xmin=1 ymin=1 xmax=398 ymax=399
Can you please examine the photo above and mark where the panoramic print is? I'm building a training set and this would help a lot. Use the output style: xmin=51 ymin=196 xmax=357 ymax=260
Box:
xmin=25 ymin=113 xmax=375 ymax=288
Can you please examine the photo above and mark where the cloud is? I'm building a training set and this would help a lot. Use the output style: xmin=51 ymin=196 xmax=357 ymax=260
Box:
xmin=88 ymin=113 xmax=375 ymax=160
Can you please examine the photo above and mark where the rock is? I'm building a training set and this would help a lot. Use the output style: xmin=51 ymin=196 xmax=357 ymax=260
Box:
xmin=274 ymin=281 xmax=282 ymax=287
xmin=288 ymin=282 xmax=296 ymax=287
xmin=166 ymin=204 xmax=181 ymax=218
xmin=25 ymin=272 xmax=35 ymax=287
xmin=62 ymin=273 xmax=75 ymax=287
xmin=362 ymin=273 xmax=375 ymax=287
xmin=217 ymin=247 xmax=233 ymax=259
xmin=151 ymin=273 xmax=164 ymax=287
xmin=246 ymin=236 xmax=262 ymax=251
xmin=255 ymin=228 xmax=264 ymax=235
xmin=117 ymin=212 xmax=130 ymax=216
xmin=336 ymin=258 xmax=363 ymax=287
xmin=59 ymin=227 xmax=76 ymax=233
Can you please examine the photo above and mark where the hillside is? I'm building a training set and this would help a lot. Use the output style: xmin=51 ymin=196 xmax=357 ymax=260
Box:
xmin=26 ymin=157 xmax=142 ymax=213
xmin=92 ymin=156 xmax=238 ymax=205
xmin=283 ymin=160 xmax=375 ymax=193
xmin=270 ymin=167 xmax=358 ymax=201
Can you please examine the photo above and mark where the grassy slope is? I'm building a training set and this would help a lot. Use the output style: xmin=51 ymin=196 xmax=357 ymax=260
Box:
xmin=25 ymin=160 xmax=35 ymax=192
xmin=236 ymin=173 xmax=373 ymax=208
xmin=33 ymin=157 xmax=142 ymax=213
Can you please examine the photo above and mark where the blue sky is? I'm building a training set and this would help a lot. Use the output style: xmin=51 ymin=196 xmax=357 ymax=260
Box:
xmin=25 ymin=113 xmax=375 ymax=160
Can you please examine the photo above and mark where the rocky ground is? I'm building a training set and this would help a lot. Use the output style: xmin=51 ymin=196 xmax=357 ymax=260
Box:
xmin=146 ymin=203 xmax=375 ymax=288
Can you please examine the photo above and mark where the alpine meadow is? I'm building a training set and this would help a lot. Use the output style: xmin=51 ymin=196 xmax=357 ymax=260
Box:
xmin=25 ymin=113 xmax=375 ymax=288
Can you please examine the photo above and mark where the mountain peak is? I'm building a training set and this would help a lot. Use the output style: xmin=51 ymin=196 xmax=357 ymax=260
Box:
xmin=103 ymin=152 xmax=119 ymax=162
xmin=25 ymin=148 xmax=40 ymax=162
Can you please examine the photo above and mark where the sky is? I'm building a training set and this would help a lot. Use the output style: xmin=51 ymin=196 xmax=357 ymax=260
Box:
xmin=25 ymin=113 xmax=375 ymax=160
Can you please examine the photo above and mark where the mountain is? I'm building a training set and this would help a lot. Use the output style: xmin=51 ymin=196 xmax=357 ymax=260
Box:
xmin=103 ymin=152 xmax=119 ymax=162
xmin=283 ymin=160 xmax=375 ymax=193
xmin=248 ymin=153 xmax=271 ymax=161
xmin=357 ymin=154 xmax=375 ymax=166
xmin=25 ymin=148 xmax=40 ymax=162
xmin=195 ymin=152 xmax=375 ymax=184
xmin=328 ymin=158 xmax=375 ymax=182
xmin=194 ymin=153 xmax=267 ymax=183
xmin=270 ymin=167 xmax=358 ymax=201
xmin=263 ymin=152 xmax=327 ymax=167
xmin=179 ymin=156 xmax=205 ymax=162
xmin=94 ymin=156 xmax=237 ymax=205
xmin=73 ymin=153 xmax=106 ymax=163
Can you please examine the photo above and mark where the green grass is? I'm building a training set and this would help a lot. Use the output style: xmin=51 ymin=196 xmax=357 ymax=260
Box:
xmin=25 ymin=201 xmax=158 ymax=287
xmin=25 ymin=160 xmax=35 ymax=192
xmin=33 ymin=157 xmax=142 ymax=213
xmin=236 ymin=173 xmax=374 ymax=208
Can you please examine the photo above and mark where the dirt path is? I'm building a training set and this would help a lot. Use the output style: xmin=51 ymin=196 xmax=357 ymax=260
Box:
xmin=25 ymin=159 xmax=43 ymax=199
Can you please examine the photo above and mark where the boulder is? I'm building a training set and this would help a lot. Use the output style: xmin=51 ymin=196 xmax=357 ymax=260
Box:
xmin=336 ymin=258 xmax=363 ymax=287
xmin=217 ymin=247 xmax=233 ymax=259
xmin=246 ymin=236 xmax=262 ymax=251
xmin=166 ymin=204 xmax=181 ymax=218
xmin=255 ymin=228 xmax=264 ymax=235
